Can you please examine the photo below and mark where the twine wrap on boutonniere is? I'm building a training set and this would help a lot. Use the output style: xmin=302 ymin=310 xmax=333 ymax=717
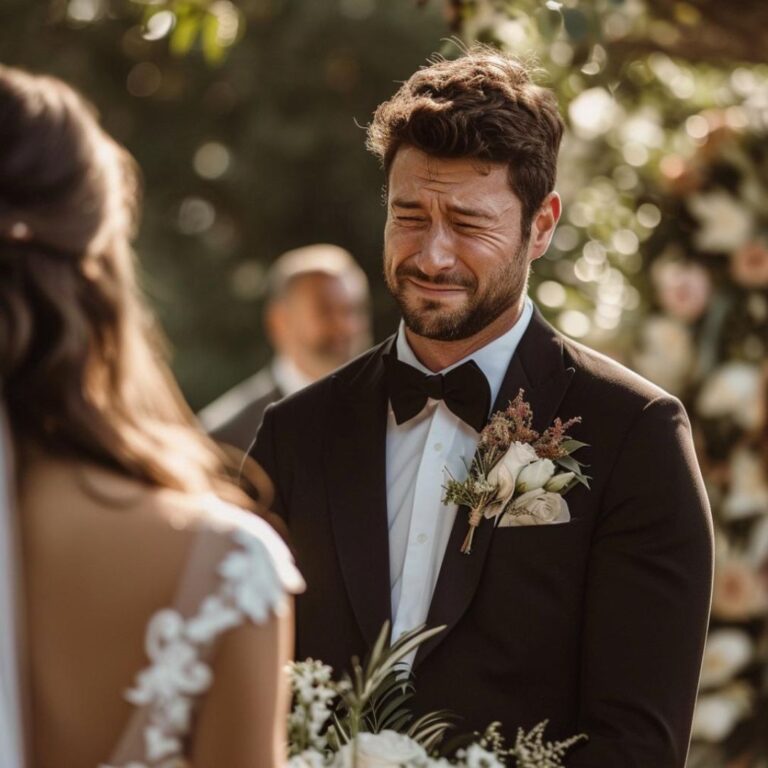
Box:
xmin=443 ymin=389 xmax=590 ymax=554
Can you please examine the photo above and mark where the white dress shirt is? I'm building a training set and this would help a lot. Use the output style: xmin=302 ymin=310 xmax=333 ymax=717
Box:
xmin=386 ymin=298 xmax=534 ymax=659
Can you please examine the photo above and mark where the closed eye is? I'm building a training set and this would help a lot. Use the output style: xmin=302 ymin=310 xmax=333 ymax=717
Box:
xmin=454 ymin=221 xmax=483 ymax=231
xmin=396 ymin=215 xmax=427 ymax=224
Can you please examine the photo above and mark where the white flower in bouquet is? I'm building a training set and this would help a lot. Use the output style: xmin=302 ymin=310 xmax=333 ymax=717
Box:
xmin=722 ymin=447 xmax=768 ymax=519
xmin=287 ymin=660 xmax=338 ymax=752
xmin=696 ymin=362 xmax=763 ymax=430
xmin=688 ymin=191 xmax=754 ymax=253
xmin=498 ymin=489 xmax=570 ymax=527
xmin=698 ymin=629 xmax=753 ymax=689
xmin=515 ymin=459 xmax=556 ymax=494
xmin=632 ymin=316 xmax=694 ymax=395
xmin=486 ymin=441 xmax=539 ymax=501
xmin=459 ymin=743 xmax=505 ymax=768
xmin=691 ymin=683 xmax=753 ymax=742
xmin=286 ymin=624 xmax=584 ymax=768
xmin=289 ymin=750 xmax=328 ymax=768
xmin=544 ymin=472 xmax=576 ymax=493
xmin=333 ymin=731 xmax=428 ymax=768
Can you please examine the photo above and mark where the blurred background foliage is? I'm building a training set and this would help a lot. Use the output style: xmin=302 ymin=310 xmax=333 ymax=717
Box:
xmin=2 ymin=1 xmax=768 ymax=764
xmin=0 ymin=0 xmax=446 ymax=407
xmin=448 ymin=2 xmax=768 ymax=766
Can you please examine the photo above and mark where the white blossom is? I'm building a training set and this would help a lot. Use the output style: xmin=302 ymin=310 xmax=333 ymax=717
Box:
xmin=691 ymin=684 xmax=753 ymax=742
xmin=516 ymin=459 xmax=556 ymax=493
xmin=486 ymin=442 xmax=539 ymax=501
xmin=544 ymin=472 xmax=576 ymax=493
xmin=696 ymin=362 xmax=763 ymax=430
xmin=499 ymin=489 xmax=571 ymax=527
xmin=333 ymin=731 xmax=428 ymax=768
xmin=688 ymin=191 xmax=754 ymax=253
xmin=699 ymin=629 xmax=753 ymax=689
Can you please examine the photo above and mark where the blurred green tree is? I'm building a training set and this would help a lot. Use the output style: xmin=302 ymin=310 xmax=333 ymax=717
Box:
xmin=0 ymin=0 xmax=445 ymax=407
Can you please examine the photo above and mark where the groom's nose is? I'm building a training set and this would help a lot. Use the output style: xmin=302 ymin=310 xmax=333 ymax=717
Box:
xmin=415 ymin=222 xmax=458 ymax=277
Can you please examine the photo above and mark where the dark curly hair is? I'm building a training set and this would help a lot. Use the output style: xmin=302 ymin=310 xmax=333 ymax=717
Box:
xmin=367 ymin=47 xmax=564 ymax=235
xmin=0 ymin=65 xmax=260 ymax=505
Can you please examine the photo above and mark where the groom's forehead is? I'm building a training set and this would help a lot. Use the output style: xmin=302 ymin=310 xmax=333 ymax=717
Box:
xmin=389 ymin=147 xmax=508 ymax=193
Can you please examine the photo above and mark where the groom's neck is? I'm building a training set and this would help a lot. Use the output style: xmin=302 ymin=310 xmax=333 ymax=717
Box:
xmin=404 ymin=299 xmax=525 ymax=373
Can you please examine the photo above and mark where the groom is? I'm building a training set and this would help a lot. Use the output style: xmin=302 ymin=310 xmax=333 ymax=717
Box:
xmin=251 ymin=49 xmax=713 ymax=765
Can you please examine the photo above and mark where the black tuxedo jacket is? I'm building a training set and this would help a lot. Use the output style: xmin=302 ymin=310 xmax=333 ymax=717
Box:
xmin=251 ymin=306 xmax=713 ymax=767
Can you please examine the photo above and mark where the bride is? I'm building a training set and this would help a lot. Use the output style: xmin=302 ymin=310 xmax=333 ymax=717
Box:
xmin=0 ymin=65 xmax=304 ymax=767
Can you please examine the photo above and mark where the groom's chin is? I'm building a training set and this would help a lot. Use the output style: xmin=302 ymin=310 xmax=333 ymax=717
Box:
xmin=401 ymin=309 xmax=471 ymax=342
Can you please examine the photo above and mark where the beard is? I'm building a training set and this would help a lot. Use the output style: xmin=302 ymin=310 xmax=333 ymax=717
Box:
xmin=385 ymin=243 xmax=530 ymax=341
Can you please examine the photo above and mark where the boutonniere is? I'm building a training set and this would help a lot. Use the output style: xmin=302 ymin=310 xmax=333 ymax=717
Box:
xmin=442 ymin=389 xmax=590 ymax=554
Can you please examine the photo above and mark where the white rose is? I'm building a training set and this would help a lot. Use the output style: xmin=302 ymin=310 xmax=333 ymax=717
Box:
xmin=289 ymin=751 xmax=328 ymax=768
xmin=486 ymin=441 xmax=539 ymax=499
xmin=688 ymin=191 xmax=754 ymax=253
xmin=544 ymin=471 xmax=576 ymax=493
xmin=691 ymin=684 xmax=752 ymax=742
xmin=698 ymin=629 xmax=753 ymax=689
xmin=333 ymin=731 xmax=427 ymax=768
xmin=696 ymin=362 xmax=763 ymax=430
xmin=499 ymin=489 xmax=570 ymax=527
xmin=515 ymin=459 xmax=556 ymax=493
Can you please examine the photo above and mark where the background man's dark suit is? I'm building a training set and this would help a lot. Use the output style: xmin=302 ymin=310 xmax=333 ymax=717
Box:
xmin=251 ymin=306 xmax=713 ymax=767
xmin=201 ymin=366 xmax=281 ymax=452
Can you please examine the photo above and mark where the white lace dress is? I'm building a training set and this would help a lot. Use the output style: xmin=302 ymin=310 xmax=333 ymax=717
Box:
xmin=101 ymin=496 xmax=304 ymax=768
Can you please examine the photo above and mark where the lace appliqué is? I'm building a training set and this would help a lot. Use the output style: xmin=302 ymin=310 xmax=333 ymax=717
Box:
xmin=103 ymin=526 xmax=294 ymax=768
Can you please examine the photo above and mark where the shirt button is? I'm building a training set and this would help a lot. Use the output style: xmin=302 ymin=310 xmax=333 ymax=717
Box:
xmin=416 ymin=533 xmax=428 ymax=544
xmin=434 ymin=442 xmax=443 ymax=452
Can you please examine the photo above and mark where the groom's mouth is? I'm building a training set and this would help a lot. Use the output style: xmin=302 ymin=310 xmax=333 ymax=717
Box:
xmin=405 ymin=278 xmax=469 ymax=300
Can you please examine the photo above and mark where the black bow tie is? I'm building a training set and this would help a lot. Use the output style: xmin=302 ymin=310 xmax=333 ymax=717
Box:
xmin=383 ymin=354 xmax=491 ymax=433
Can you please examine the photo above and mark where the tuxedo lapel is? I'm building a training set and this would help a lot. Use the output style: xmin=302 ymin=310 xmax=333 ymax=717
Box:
xmin=415 ymin=306 xmax=575 ymax=667
xmin=324 ymin=339 xmax=395 ymax=651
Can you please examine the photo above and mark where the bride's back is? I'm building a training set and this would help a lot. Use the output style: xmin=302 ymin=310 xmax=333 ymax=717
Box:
xmin=0 ymin=66 xmax=301 ymax=768
xmin=21 ymin=456 xmax=199 ymax=767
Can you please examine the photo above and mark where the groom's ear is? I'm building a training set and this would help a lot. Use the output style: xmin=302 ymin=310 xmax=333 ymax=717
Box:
xmin=528 ymin=191 xmax=561 ymax=262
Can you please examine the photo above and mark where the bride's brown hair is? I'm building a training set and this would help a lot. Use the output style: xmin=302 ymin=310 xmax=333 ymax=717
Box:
xmin=0 ymin=65 xmax=257 ymax=501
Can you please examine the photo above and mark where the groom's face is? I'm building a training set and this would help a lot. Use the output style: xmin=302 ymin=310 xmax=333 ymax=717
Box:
xmin=383 ymin=146 xmax=544 ymax=342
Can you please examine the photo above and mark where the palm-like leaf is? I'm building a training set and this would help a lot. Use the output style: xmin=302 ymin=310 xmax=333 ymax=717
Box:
xmin=330 ymin=622 xmax=446 ymax=741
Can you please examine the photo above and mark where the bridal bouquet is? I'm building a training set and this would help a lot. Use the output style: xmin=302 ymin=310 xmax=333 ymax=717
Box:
xmin=443 ymin=390 xmax=589 ymax=553
xmin=286 ymin=623 xmax=585 ymax=768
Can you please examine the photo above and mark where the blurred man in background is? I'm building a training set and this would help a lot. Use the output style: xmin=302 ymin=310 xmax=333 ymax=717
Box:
xmin=199 ymin=244 xmax=371 ymax=452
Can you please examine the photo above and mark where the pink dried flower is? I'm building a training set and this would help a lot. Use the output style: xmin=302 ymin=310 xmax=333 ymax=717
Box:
xmin=534 ymin=416 xmax=582 ymax=460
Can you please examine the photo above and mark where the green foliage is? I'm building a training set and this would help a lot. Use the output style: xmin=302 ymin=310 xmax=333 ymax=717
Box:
xmin=132 ymin=0 xmax=243 ymax=63
xmin=332 ymin=622 xmax=448 ymax=743
xmin=0 ymin=0 xmax=444 ymax=407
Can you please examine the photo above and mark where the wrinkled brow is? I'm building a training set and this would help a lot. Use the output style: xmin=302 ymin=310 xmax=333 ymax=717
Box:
xmin=390 ymin=198 xmax=495 ymax=220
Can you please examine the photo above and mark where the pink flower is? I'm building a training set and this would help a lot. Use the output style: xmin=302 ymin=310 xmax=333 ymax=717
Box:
xmin=651 ymin=259 xmax=712 ymax=322
xmin=711 ymin=557 xmax=768 ymax=621
xmin=730 ymin=240 xmax=768 ymax=289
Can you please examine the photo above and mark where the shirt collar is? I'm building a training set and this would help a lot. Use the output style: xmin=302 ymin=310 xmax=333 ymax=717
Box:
xmin=271 ymin=355 xmax=316 ymax=397
xmin=395 ymin=296 xmax=534 ymax=408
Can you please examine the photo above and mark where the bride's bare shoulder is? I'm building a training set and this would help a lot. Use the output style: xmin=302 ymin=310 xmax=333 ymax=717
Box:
xmin=23 ymin=454 xmax=217 ymax=529
xmin=19 ymin=455 xmax=234 ymax=587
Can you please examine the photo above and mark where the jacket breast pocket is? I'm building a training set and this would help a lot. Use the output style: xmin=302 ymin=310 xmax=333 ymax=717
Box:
xmin=481 ymin=517 xmax=590 ymax=606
